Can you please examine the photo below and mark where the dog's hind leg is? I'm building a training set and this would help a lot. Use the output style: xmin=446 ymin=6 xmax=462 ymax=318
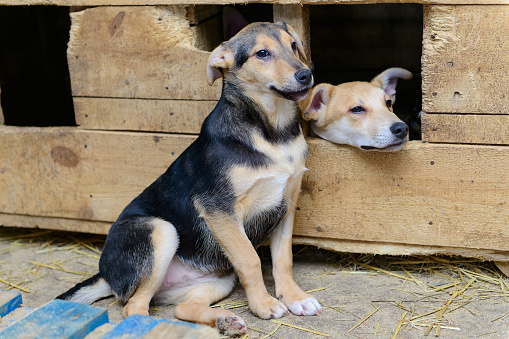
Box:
xmin=101 ymin=217 xmax=178 ymax=318
xmin=173 ymin=274 xmax=246 ymax=336
xmin=123 ymin=218 xmax=178 ymax=317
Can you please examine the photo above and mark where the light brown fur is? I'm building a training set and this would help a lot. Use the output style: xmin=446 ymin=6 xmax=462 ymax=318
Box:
xmin=300 ymin=67 xmax=413 ymax=151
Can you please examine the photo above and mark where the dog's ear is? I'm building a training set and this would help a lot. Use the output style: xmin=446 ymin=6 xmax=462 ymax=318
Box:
xmin=207 ymin=43 xmax=235 ymax=86
xmin=299 ymin=84 xmax=333 ymax=121
xmin=371 ymin=67 xmax=413 ymax=100
xmin=276 ymin=21 xmax=307 ymax=63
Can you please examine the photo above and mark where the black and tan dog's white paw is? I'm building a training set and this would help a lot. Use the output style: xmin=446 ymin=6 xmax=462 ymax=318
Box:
xmin=251 ymin=295 xmax=289 ymax=320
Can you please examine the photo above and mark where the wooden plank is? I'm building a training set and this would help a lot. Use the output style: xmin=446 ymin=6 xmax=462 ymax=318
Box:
xmin=68 ymin=6 xmax=221 ymax=100
xmin=101 ymin=315 xmax=161 ymax=339
xmin=74 ymin=98 xmax=215 ymax=133
xmin=293 ymin=236 xmax=509 ymax=263
xmin=422 ymin=5 xmax=509 ymax=114
xmin=421 ymin=113 xmax=509 ymax=145
xmin=0 ymin=299 xmax=108 ymax=338
xmin=1 ymin=1 xmax=507 ymax=6
xmin=142 ymin=322 xmax=220 ymax=339
xmin=0 ymin=214 xmax=111 ymax=234
xmin=0 ymin=126 xmax=194 ymax=222
xmin=101 ymin=314 xmax=220 ymax=339
xmin=3 ymin=126 xmax=509 ymax=252
xmin=0 ymin=290 xmax=22 ymax=318
xmin=294 ymin=139 xmax=509 ymax=252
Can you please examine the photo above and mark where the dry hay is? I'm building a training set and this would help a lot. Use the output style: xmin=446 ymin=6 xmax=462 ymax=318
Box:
xmin=1 ymin=228 xmax=508 ymax=338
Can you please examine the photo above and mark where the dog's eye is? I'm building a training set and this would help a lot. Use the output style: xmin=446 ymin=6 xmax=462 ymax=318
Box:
xmin=255 ymin=50 xmax=270 ymax=58
xmin=386 ymin=99 xmax=392 ymax=109
xmin=350 ymin=106 xmax=365 ymax=114
xmin=291 ymin=42 xmax=297 ymax=52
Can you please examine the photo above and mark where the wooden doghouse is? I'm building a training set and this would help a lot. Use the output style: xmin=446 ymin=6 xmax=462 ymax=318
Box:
xmin=1 ymin=1 xmax=509 ymax=272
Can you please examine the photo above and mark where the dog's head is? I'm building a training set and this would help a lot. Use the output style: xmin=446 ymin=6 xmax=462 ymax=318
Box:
xmin=299 ymin=68 xmax=412 ymax=151
xmin=207 ymin=22 xmax=313 ymax=103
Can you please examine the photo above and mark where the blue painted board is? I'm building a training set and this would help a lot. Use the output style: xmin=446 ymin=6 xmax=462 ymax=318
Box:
xmin=0 ymin=290 xmax=22 ymax=317
xmin=101 ymin=315 xmax=209 ymax=338
xmin=0 ymin=299 xmax=108 ymax=339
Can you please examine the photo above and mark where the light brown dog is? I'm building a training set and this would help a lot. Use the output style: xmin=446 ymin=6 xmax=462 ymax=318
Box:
xmin=300 ymin=68 xmax=412 ymax=151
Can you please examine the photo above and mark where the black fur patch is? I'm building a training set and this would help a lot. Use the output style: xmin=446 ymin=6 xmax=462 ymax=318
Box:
xmin=99 ymin=217 xmax=154 ymax=301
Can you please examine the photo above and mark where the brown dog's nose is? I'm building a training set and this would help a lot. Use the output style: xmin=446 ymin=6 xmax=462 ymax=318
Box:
xmin=295 ymin=69 xmax=312 ymax=86
xmin=390 ymin=122 xmax=409 ymax=139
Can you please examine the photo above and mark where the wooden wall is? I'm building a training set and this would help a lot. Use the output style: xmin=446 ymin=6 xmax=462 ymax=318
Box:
xmin=421 ymin=5 xmax=509 ymax=145
xmin=1 ymin=3 xmax=509 ymax=263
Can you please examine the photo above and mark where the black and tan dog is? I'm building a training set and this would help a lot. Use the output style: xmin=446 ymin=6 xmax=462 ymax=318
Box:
xmin=57 ymin=22 xmax=321 ymax=336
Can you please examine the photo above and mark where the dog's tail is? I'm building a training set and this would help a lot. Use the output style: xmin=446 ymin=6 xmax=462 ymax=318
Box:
xmin=56 ymin=273 xmax=113 ymax=304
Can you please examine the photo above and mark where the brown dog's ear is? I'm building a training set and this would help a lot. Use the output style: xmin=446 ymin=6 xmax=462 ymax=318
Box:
xmin=371 ymin=68 xmax=413 ymax=100
xmin=207 ymin=43 xmax=235 ymax=86
xmin=299 ymin=84 xmax=333 ymax=121
xmin=276 ymin=21 xmax=307 ymax=63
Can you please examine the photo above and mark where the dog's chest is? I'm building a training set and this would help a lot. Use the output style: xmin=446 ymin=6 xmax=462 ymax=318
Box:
xmin=230 ymin=134 xmax=307 ymax=220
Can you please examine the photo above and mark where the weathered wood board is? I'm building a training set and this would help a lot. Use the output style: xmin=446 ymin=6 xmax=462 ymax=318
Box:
xmin=1 ymin=0 xmax=506 ymax=6
xmin=74 ymin=98 xmax=215 ymax=133
xmin=422 ymin=113 xmax=509 ymax=145
xmin=0 ymin=126 xmax=194 ymax=222
xmin=2 ymin=126 xmax=509 ymax=253
xmin=101 ymin=314 xmax=220 ymax=339
xmin=294 ymin=139 xmax=509 ymax=252
xmin=0 ymin=290 xmax=22 ymax=318
xmin=422 ymin=5 xmax=509 ymax=114
xmin=68 ymin=6 xmax=221 ymax=101
xmin=0 ymin=299 xmax=108 ymax=339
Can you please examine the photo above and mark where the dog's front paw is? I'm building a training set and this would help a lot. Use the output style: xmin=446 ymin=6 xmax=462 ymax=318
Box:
xmin=216 ymin=315 xmax=246 ymax=336
xmin=282 ymin=296 xmax=322 ymax=316
xmin=250 ymin=295 xmax=289 ymax=319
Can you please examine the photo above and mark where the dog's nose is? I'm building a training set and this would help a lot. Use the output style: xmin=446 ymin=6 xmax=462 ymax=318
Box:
xmin=390 ymin=122 xmax=409 ymax=139
xmin=295 ymin=69 xmax=312 ymax=85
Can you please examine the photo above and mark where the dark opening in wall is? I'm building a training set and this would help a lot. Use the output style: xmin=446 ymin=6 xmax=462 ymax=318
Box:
xmin=190 ymin=5 xmax=273 ymax=52
xmin=310 ymin=4 xmax=423 ymax=140
xmin=0 ymin=6 xmax=75 ymax=127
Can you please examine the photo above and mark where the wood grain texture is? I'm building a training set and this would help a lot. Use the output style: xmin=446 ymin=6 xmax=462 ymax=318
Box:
xmin=422 ymin=113 xmax=509 ymax=145
xmin=0 ymin=290 xmax=22 ymax=318
xmin=422 ymin=5 xmax=509 ymax=114
xmin=293 ymin=236 xmax=509 ymax=262
xmin=101 ymin=314 xmax=220 ymax=339
xmin=294 ymin=139 xmax=509 ymax=252
xmin=74 ymin=97 xmax=215 ymax=133
xmin=3 ymin=127 xmax=509 ymax=252
xmin=143 ymin=322 xmax=221 ymax=339
xmin=0 ymin=299 xmax=109 ymax=339
xmin=0 ymin=214 xmax=111 ymax=234
xmin=1 ymin=1 xmax=507 ymax=6
xmin=68 ymin=6 xmax=221 ymax=100
xmin=0 ymin=126 xmax=194 ymax=222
